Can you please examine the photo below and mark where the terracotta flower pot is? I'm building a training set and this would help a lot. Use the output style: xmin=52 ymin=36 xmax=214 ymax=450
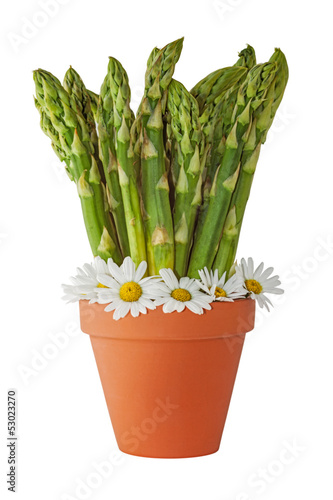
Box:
xmin=79 ymin=298 xmax=255 ymax=458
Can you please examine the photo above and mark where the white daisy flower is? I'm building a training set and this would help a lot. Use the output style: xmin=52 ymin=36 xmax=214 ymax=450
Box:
xmin=197 ymin=267 xmax=246 ymax=302
xmin=97 ymin=256 xmax=161 ymax=320
xmin=62 ymin=256 xmax=110 ymax=303
xmin=155 ymin=268 xmax=213 ymax=314
xmin=236 ymin=257 xmax=284 ymax=311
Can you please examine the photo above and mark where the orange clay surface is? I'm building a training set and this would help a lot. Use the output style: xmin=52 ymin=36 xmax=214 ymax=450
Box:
xmin=80 ymin=299 xmax=255 ymax=458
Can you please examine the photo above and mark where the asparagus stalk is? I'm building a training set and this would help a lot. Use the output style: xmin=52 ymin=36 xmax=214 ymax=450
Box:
xmin=188 ymin=61 xmax=278 ymax=277
xmin=141 ymin=38 xmax=184 ymax=274
xmin=191 ymin=45 xmax=256 ymax=144
xmin=130 ymin=114 xmax=143 ymax=181
xmin=108 ymin=57 xmax=147 ymax=266
xmin=86 ymin=89 xmax=99 ymax=118
xmin=191 ymin=66 xmax=248 ymax=115
xmin=63 ymin=68 xmax=96 ymax=128
xmin=214 ymin=49 xmax=289 ymax=276
xmin=96 ymin=68 xmax=130 ymax=257
xmin=192 ymin=46 xmax=257 ymax=250
xmin=35 ymin=99 xmax=74 ymax=181
xmin=135 ymin=46 xmax=161 ymax=118
xmin=129 ymin=47 xmax=161 ymax=181
xmin=207 ymin=46 xmax=257 ymax=175
xmin=33 ymin=69 xmax=122 ymax=264
xmin=167 ymin=79 xmax=203 ymax=277
xmin=234 ymin=44 xmax=257 ymax=68
xmin=194 ymin=67 xmax=248 ymax=155
xmin=262 ymin=48 xmax=289 ymax=141
xmin=63 ymin=67 xmax=105 ymax=183
xmin=147 ymin=46 xmax=160 ymax=70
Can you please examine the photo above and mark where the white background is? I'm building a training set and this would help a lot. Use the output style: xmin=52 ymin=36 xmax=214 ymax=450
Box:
xmin=1 ymin=0 xmax=333 ymax=498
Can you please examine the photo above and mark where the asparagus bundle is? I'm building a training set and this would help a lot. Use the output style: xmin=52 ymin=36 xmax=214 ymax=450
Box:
xmin=205 ymin=45 xmax=257 ymax=178
xmin=33 ymin=69 xmax=122 ymax=264
xmin=214 ymin=49 xmax=289 ymax=276
xmin=191 ymin=46 xmax=257 ymax=244
xmin=187 ymin=61 xmax=279 ymax=277
xmin=63 ymin=67 xmax=105 ymax=184
xmin=33 ymin=39 xmax=288 ymax=280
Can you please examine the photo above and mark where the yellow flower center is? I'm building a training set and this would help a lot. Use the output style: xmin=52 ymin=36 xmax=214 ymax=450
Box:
xmin=97 ymin=283 xmax=107 ymax=288
xmin=119 ymin=281 xmax=142 ymax=302
xmin=171 ymin=288 xmax=191 ymax=302
xmin=214 ymin=286 xmax=227 ymax=298
xmin=245 ymin=279 xmax=263 ymax=295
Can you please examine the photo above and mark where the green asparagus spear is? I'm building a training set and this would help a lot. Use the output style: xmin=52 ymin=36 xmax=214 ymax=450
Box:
xmin=262 ymin=48 xmax=289 ymax=141
xmin=192 ymin=46 xmax=257 ymax=250
xmin=188 ymin=61 xmax=278 ymax=277
xmin=63 ymin=68 xmax=96 ymax=128
xmin=147 ymin=46 xmax=160 ymax=70
xmin=191 ymin=45 xmax=256 ymax=142
xmin=167 ymin=79 xmax=203 ymax=277
xmin=108 ymin=57 xmax=147 ymax=267
xmin=135 ymin=46 xmax=161 ymax=118
xmin=130 ymin=47 xmax=160 ymax=180
xmin=86 ymin=89 xmax=99 ymax=118
xmin=63 ymin=67 xmax=106 ymax=183
xmin=33 ymin=69 xmax=122 ymax=264
xmin=191 ymin=66 xmax=247 ymax=114
xmin=234 ymin=44 xmax=257 ymax=68
xmin=141 ymin=38 xmax=184 ymax=274
xmin=96 ymin=67 xmax=130 ymax=257
xmin=35 ymin=99 xmax=75 ymax=182
xmin=214 ymin=49 xmax=289 ymax=276
xmin=207 ymin=46 xmax=257 ymax=176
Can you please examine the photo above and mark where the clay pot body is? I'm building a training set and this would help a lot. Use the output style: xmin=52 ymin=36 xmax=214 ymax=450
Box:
xmin=80 ymin=299 xmax=255 ymax=458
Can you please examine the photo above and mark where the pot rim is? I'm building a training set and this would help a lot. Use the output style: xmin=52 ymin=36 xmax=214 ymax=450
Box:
xmin=79 ymin=298 xmax=256 ymax=341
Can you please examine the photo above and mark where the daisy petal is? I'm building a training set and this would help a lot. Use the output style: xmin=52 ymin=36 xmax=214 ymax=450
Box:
xmin=97 ymin=274 xmax=120 ymax=289
xmin=247 ymin=257 xmax=254 ymax=278
xmin=134 ymin=261 xmax=147 ymax=282
xmin=185 ymin=301 xmax=202 ymax=314
xmin=122 ymin=257 xmax=136 ymax=281
xmin=260 ymin=266 xmax=274 ymax=281
xmin=160 ymin=269 xmax=179 ymax=290
xmin=254 ymin=262 xmax=264 ymax=280
xmin=130 ymin=301 xmax=140 ymax=317
xmin=113 ymin=302 xmax=131 ymax=320
xmin=175 ymin=301 xmax=185 ymax=313
xmin=108 ymin=260 xmax=126 ymax=284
